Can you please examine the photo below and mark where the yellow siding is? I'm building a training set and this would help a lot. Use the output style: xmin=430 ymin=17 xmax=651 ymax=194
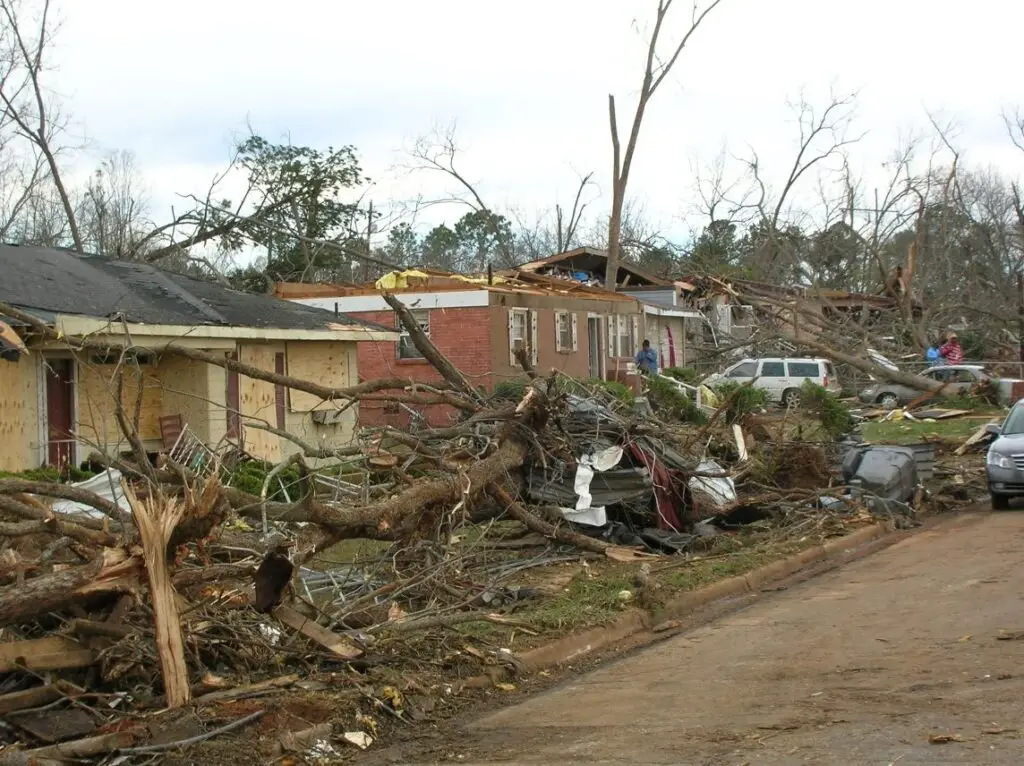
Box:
xmin=0 ymin=357 xmax=39 ymax=471
xmin=76 ymin=363 xmax=163 ymax=449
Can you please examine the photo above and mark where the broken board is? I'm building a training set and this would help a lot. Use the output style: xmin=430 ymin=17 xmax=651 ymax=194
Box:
xmin=909 ymin=408 xmax=972 ymax=420
xmin=0 ymin=636 xmax=95 ymax=673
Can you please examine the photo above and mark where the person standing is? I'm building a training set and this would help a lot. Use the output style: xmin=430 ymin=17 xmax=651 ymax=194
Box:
xmin=939 ymin=332 xmax=964 ymax=365
xmin=635 ymin=339 xmax=658 ymax=375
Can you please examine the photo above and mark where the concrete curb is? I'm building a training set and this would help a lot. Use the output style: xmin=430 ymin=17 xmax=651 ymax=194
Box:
xmin=514 ymin=521 xmax=895 ymax=675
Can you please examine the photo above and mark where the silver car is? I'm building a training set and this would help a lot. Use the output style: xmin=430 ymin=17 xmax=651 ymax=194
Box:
xmin=986 ymin=402 xmax=1024 ymax=509
xmin=859 ymin=365 xmax=991 ymax=409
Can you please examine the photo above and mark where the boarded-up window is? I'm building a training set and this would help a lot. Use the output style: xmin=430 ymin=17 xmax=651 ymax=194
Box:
xmin=274 ymin=352 xmax=286 ymax=429
xmin=226 ymin=352 xmax=240 ymax=439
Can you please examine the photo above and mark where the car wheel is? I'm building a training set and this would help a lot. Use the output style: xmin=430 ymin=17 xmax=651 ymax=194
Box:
xmin=782 ymin=388 xmax=801 ymax=409
xmin=878 ymin=393 xmax=900 ymax=410
xmin=992 ymin=493 xmax=1011 ymax=511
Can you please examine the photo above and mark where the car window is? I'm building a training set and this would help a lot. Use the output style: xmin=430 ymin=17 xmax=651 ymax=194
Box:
xmin=760 ymin=361 xmax=786 ymax=377
xmin=951 ymin=369 xmax=976 ymax=383
xmin=726 ymin=361 xmax=757 ymax=378
xmin=927 ymin=369 xmax=951 ymax=382
xmin=787 ymin=362 xmax=820 ymax=378
xmin=1002 ymin=406 xmax=1024 ymax=435
xmin=824 ymin=362 xmax=836 ymax=377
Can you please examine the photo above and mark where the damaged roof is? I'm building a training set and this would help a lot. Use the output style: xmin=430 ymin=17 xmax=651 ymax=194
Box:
xmin=517 ymin=247 xmax=671 ymax=287
xmin=0 ymin=244 xmax=387 ymax=332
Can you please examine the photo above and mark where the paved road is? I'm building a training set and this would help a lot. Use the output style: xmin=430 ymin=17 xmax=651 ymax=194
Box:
xmin=417 ymin=511 xmax=1024 ymax=765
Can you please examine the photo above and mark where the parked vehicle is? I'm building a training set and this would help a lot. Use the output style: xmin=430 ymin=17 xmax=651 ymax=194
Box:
xmin=984 ymin=401 xmax=1024 ymax=509
xmin=703 ymin=357 xmax=840 ymax=407
xmin=858 ymin=364 xmax=1020 ymax=409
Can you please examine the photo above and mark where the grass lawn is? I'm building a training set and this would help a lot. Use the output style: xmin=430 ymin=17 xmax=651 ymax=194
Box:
xmin=861 ymin=413 xmax=1001 ymax=444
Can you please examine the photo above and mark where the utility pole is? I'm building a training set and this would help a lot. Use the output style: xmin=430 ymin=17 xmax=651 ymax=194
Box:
xmin=363 ymin=200 xmax=374 ymax=282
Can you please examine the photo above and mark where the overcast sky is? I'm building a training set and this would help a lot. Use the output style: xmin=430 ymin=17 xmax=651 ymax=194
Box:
xmin=52 ymin=0 xmax=1024 ymax=244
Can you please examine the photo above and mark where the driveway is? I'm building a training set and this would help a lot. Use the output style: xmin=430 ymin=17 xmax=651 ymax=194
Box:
xmin=409 ymin=511 xmax=1024 ymax=765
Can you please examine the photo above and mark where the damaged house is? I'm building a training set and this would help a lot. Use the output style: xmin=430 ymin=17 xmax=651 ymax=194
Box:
xmin=516 ymin=248 xmax=708 ymax=369
xmin=0 ymin=245 xmax=395 ymax=472
xmin=276 ymin=268 xmax=653 ymax=428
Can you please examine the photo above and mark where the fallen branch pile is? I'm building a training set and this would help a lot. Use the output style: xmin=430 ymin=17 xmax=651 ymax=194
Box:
xmin=0 ymin=299 xmax=940 ymax=761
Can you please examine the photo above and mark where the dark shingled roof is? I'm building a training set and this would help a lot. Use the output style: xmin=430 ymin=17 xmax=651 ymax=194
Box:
xmin=0 ymin=244 xmax=388 ymax=333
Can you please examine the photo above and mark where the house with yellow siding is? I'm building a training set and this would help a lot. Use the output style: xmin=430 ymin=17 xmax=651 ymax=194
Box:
xmin=0 ymin=245 xmax=396 ymax=472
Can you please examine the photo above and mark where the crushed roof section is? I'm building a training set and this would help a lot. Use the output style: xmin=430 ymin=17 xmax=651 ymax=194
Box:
xmin=0 ymin=244 xmax=390 ymax=332
xmin=516 ymin=247 xmax=671 ymax=287
xmin=276 ymin=267 xmax=640 ymax=303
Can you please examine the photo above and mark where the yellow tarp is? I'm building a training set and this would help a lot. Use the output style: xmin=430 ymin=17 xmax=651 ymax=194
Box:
xmin=700 ymin=385 xmax=719 ymax=409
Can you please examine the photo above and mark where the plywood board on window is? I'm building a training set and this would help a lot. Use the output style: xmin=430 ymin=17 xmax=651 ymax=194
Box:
xmin=0 ymin=358 xmax=38 ymax=471
xmin=287 ymin=341 xmax=353 ymax=412
xmin=76 ymin=363 xmax=163 ymax=448
xmin=238 ymin=343 xmax=283 ymax=461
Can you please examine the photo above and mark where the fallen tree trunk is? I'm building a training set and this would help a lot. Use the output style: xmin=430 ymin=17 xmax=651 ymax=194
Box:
xmin=0 ymin=548 xmax=141 ymax=627
xmin=491 ymin=485 xmax=611 ymax=554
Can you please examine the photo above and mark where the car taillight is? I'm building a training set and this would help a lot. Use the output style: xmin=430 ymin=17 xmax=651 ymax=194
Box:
xmin=823 ymin=375 xmax=828 ymax=388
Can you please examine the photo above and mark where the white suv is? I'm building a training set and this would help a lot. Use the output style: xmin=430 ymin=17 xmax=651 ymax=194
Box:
xmin=706 ymin=357 xmax=841 ymax=407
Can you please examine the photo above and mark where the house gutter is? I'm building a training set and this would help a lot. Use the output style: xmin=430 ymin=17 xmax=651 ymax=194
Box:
xmin=52 ymin=316 xmax=398 ymax=344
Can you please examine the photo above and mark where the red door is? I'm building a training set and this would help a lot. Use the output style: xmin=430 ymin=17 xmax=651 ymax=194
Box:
xmin=46 ymin=359 xmax=75 ymax=467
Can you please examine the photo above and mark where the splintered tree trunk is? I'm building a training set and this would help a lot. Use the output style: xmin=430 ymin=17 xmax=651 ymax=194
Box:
xmin=123 ymin=483 xmax=190 ymax=708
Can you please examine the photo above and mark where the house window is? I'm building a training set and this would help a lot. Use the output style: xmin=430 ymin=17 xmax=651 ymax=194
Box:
xmin=555 ymin=311 xmax=577 ymax=352
xmin=226 ymin=352 xmax=241 ymax=439
xmin=397 ymin=309 xmax=430 ymax=360
xmin=615 ymin=316 xmax=635 ymax=358
xmin=508 ymin=308 xmax=538 ymax=367
xmin=274 ymin=352 xmax=287 ymax=429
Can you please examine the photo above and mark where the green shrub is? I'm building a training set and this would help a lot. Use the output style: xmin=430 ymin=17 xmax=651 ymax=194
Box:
xmin=647 ymin=374 xmax=707 ymax=424
xmin=800 ymin=380 xmax=855 ymax=439
xmin=559 ymin=377 xmax=636 ymax=405
xmin=228 ymin=460 xmax=301 ymax=502
xmin=712 ymin=382 xmax=768 ymax=425
xmin=0 ymin=466 xmax=96 ymax=483
xmin=662 ymin=367 xmax=700 ymax=385
xmin=492 ymin=379 xmax=529 ymax=402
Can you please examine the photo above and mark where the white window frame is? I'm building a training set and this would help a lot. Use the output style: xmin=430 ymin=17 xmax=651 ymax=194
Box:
xmin=508 ymin=308 xmax=538 ymax=367
xmin=554 ymin=310 xmax=578 ymax=352
xmin=396 ymin=309 xmax=430 ymax=360
xmin=612 ymin=315 xmax=636 ymax=358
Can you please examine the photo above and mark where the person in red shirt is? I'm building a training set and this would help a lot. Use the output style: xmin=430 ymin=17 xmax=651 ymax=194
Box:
xmin=939 ymin=332 xmax=963 ymax=364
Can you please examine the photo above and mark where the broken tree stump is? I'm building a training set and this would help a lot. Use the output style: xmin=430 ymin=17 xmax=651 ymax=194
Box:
xmin=124 ymin=482 xmax=191 ymax=708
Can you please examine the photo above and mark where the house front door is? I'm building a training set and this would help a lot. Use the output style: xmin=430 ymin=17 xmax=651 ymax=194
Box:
xmin=588 ymin=317 xmax=602 ymax=379
xmin=45 ymin=358 xmax=75 ymax=467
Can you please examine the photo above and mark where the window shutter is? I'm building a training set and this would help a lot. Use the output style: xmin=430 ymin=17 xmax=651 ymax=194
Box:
xmin=508 ymin=310 xmax=516 ymax=367
xmin=554 ymin=312 xmax=563 ymax=352
xmin=530 ymin=310 xmax=538 ymax=367
xmin=226 ymin=351 xmax=240 ymax=439
xmin=607 ymin=316 xmax=616 ymax=357
xmin=570 ymin=313 xmax=578 ymax=351
xmin=631 ymin=315 xmax=640 ymax=353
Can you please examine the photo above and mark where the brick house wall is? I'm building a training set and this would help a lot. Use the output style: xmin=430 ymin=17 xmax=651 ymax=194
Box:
xmin=350 ymin=307 xmax=492 ymax=428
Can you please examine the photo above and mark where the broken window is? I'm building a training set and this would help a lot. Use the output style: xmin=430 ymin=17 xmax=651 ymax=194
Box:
xmin=509 ymin=309 xmax=538 ymax=366
xmin=397 ymin=309 xmax=430 ymax=360
xmin=555 ymin=311 xmax=577 ymax=352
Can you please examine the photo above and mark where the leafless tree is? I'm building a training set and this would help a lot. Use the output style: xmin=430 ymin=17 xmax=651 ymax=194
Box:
xmin=605 ymin=0 xmax=726 ymax=291
xmin=0 ymin=0 xmax=82 ymax=251
xmin=78 ymin=150 xmax=155 ymax=258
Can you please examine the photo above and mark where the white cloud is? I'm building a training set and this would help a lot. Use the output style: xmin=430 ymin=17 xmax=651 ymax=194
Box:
xmin=49 ymin=0 xmax=1024 ymax=246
